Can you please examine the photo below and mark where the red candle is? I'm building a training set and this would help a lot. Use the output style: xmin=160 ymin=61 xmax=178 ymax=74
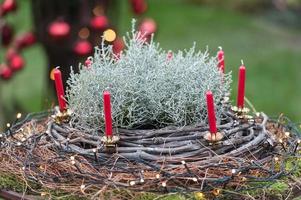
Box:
xmin=206 ymin=91 xmax=217 ymax=134
xmin=53 ymin=68 xmax=67 ymax=111
xmin=103 ymin=91 xmax=113 ymax=137
xmin=217 ymin=47 xmax=225 ymax=73
xmin=237 ymin=60 xmax=246 ymax=108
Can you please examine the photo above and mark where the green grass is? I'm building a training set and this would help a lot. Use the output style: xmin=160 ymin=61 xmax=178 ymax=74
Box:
xmin=1 ymin=0 xmax=301 ymax=126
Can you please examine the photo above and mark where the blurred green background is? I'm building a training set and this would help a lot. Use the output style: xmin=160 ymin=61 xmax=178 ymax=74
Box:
xmin=1 ymin=0 xmax=301 ymax=129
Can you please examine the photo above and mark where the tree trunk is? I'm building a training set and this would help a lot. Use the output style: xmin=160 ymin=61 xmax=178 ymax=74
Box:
xmin=31 ymin=0 xmax=119 ymax=91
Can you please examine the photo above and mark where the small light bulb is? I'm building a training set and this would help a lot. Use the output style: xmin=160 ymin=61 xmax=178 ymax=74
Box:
xmin=279 ymin=139 xmax=283 ymax=143
xmin=16 ymin=142 xmax=21 ymax=146
xmin=80 ymin=185 xmax=85 ymax=190
xmin=21 ymin=138 xmax=26 ymax=142
xmin=192 ymin=177 xmax=197 ymax=182
xmin=285 ymin=132 xmax=290 ymax=137
xmin=67 ymin=138 xmax=70 ymax=141
xmin=78 ymin=27 xmax=90 ymax=39
xmin=181 ymin=160 xmax=186 ymax=165
xmin=231 ymin=169 xmax=236 ymax=174
xmin=16 ymin=113 xmax=22 ymax=119
xmin=274 ymin=156 xmax=279 ymax=161
xmin=298 ymin=139 xmax=301 ymax=144
xmin=156 ymin=174 xmax=160 ymax=179
xmin=213 ymin=189 xmax=220 ymax=196
xmin=0 ymin=134 xmax=3 ymax=138
xmin=129 ymin=181 xmax=135 ymax=186
xmin=162 ymin=182 xmax=167 ymax=187
xmin=103 ymin=29 xmax=116 ymax=42
xmin=6 ymin=123 xmax=11 ymax=128
xmin=93 ymin=5 xmax=103 ymax=16
xmin=194 ymin=192 xmax=204 ymax=199
xmin=70 ymin=156 xmax=75 ymax=160
xmin=140 ymin=178 xmax=144 ymax=183
xmin=93 ymin=148 xmax=97 ymax=153
xmin=22 ymin=167 xmax=25 ymax=170
xmin=41 ymin=192 xmax=47 ymax=196
xmin=71 ymin=160 xmax=76 ymax=165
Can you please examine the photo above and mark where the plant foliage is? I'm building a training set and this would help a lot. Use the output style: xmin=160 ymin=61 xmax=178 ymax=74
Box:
xmin=66 ymin=21 xmax=231 ymax=134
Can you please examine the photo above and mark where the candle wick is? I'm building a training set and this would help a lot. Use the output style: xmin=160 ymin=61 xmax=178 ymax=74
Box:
xmin=241 ymin=60 xmax=244 ymax=65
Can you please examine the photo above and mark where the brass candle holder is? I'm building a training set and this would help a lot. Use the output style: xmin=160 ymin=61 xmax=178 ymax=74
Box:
xmin=51 ymin=107 xmax=72 ymax=124
xmin=101 ymin=135 xmax=120 ymax=153
xmin=203 ymin=131 xmax=224 ymax=143
xmin=231 ymin=106 xmax=253 ymax=120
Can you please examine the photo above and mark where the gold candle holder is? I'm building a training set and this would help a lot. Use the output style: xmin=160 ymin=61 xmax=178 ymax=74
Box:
xmin=51 ymin=107 xmax=72 ymax=124
xmin=231 ymin=106 xmax=253 ymax=120
xmin=203 ymin=131 xmax=224 ymax=143
xmin=101 ymin=135 xmax=120 ymax=152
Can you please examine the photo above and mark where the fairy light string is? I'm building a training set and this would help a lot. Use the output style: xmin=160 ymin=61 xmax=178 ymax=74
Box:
xmin=0 ymin=109 xmax=299 ymax=198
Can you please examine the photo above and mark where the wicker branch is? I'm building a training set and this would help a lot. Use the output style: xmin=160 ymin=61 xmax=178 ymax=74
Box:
xmin=0 ymin=109 xmax=299 ymax=199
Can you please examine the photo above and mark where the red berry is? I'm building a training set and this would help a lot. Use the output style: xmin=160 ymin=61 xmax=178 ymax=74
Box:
xmin=1 ymin=0 xmax=17 ymax=16
xmin=48 ymin=21 xmax=70 ymax=40
xmin=130 ymin=0 xmax=147 ymax=15
xmin=139 ymin=18 xmax=157 ymax=36
xmin=113 ymin=37 xmax=125 ymax=56
xmin=138 ymin=18 xmax=157 ymax=42
xmin=9 ymin=54 xmax=24 ymax=71
xmin=15 ymin=32 xmax=36 ymax=49
xmin=73 ymin=40 xmax=92 ymax=56
xmin=5 ymin=48 xmax=18 ymax=61
xmin=90 ymin=16 xmax=108 ymax=30
xmin=84 ymin=59 xmax=92 ymax=68
xmin=167 ymin=51 xmax=173 ymax=61
xmin=0 ymin=64 xmax=13 ymax=80
xmin=1 ymin=23 xmax=14 ymax=46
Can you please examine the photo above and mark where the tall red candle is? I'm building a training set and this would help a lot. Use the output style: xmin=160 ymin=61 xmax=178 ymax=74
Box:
xmin=53 ymin=68 xmax=67 ymax=111
xmin=217 ymin=47 xmax=225 ymax=73
xmin=103 ymin=90 xmax=113 ymax=137
xmin=206 ymin=91 xmax=217 ymax=134
xmin=237 ymin=60 xmax=246 ymax=108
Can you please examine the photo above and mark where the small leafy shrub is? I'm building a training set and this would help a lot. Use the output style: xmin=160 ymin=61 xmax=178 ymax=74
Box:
xmin=66 ymin=21 xmax=231 ymax=134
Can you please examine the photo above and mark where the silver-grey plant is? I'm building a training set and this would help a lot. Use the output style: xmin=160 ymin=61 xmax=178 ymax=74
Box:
xmin=66 ymin=21 xmax=231 ymax=134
